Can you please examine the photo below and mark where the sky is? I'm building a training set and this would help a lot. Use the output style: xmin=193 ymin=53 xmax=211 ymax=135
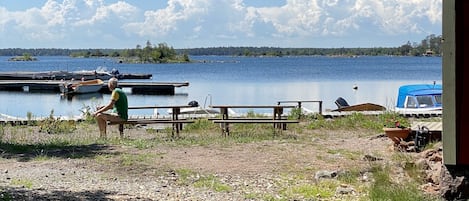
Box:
xmin=0 ymin=0 xmax=442 ymax=49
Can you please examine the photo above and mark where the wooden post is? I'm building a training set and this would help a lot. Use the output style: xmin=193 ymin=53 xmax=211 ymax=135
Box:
xmin=443 ymin=0 xmax=469 ymax=166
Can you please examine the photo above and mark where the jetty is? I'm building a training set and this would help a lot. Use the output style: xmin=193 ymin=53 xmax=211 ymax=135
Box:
xmin=0 ymin=80 xmax=189 ymax=95
xmin=0 ymin=70 xmax=152 ymax=80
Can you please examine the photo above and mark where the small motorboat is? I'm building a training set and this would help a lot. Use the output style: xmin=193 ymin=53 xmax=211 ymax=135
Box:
xmin=60 ymin=79 xmax=104 ymax=94
xmin=168 ymin=94 xmax=223 ymax=115
xmin=395 ymin=83 xmax=442 ymax=112
xmin=332 ymin=97 xmax=386 ymax=112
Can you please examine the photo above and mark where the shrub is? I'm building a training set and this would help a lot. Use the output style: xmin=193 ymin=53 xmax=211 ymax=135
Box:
xmin=39 ymin=110 xmax=76 ymax=134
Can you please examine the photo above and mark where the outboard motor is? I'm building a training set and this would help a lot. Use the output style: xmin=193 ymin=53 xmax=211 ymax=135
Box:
xmin=188 ymin=100 xmax=199 ymax=107
xmin=414 ymin=126 xmax=430 ymax=152
xmin=111 ymin=68 xmax=120 ymax=76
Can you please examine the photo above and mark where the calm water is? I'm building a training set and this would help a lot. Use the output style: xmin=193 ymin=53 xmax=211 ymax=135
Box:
xmin=0 ymin=56 xmax=442 ymax=118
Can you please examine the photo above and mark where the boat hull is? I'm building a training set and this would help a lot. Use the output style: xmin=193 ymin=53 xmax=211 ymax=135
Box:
xmin=60 ymin=79 xmax=104 ymax=94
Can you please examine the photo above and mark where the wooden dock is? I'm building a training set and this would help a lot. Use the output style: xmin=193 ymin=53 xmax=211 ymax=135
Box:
xmin=0 ymin=80 xmax=189 ymax=95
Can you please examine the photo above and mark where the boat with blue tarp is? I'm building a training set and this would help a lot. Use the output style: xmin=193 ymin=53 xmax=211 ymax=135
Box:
xmin=395 ymin=84 xmax=442 ymax=113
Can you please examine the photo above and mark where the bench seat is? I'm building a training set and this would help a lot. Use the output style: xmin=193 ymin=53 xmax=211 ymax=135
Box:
xmin=108 ymin=119 xmax=195 ymax=137
xmin=212 ymin=119 xmax=299 ymax=124
xmin=212 ymin=119 xmax=299 ymax=136
xmin=108 ymin=119 xmax=195 ymax=125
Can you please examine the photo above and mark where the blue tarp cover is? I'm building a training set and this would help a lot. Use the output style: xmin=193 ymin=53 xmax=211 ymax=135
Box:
xmin=396 ymin=84 xmax=442 ymax=108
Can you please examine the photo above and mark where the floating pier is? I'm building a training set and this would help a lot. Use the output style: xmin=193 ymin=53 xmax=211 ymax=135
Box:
xmin=0 ymin=80 xmax=189 ymax=95
xmin=0 ymin=70 xmax=152 ymax=80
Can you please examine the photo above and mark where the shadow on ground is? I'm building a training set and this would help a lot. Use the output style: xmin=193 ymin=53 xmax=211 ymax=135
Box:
xmin=1 ymin=187 xmax=122 ymax=201
xmin=0 ymin=143 xmax=113 ymax=162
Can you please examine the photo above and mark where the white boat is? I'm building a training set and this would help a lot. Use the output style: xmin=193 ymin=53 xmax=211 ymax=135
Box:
xmin=60 ymin=79 xmax=104 ymax=94
xmin=168 ymin=94 xmax=225 ymax=115
xmin=395 ymin=84 xmax=442 ymax=113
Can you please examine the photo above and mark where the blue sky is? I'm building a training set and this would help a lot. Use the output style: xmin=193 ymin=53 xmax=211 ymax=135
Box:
xmin=0 ymin=0 xmax=442 ymax=49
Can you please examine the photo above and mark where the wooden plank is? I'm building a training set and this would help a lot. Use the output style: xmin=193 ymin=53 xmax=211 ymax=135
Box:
xmin=108 ymin=119 xmax=195 ymax=125
xmin=128 ymin=105 xmax=195 ymax=109
xmin=411 ymin=121 xmax=442 ymax=132
xmin=210 ymin=105 xmax=296 ymax=109
xmin=212 ymin=119 xmax=299 ymax=124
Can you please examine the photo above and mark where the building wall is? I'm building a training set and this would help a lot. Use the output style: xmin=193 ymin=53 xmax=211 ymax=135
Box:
xmin=443 ymin=0 xmax=456 ymax=165
xmin=443 ymin=0 xmax=469 ymax=166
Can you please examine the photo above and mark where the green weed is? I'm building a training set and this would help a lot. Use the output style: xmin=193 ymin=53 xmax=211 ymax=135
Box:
xmin=193 ymin=174 xmax=232 ymax=192
xmin=38 ymin=110 xmax=76 ymax=134
xmin=10 ymin=179 xmax=33 ymax=189
xmin=281 ymin=180 xmax=337 ymax=200
xmin=367 ymin=165 xmax=437 ymax=201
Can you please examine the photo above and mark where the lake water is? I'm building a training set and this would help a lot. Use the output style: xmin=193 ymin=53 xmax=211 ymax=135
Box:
xmin=0 ymin=56 xmax=442 ymax=118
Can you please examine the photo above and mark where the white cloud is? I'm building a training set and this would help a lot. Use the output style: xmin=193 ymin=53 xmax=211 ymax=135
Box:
xmin=0 ymin=0 xmax=442 ymax=48
xmin=123 ymin=0 xmax=210 ymax=36
xmin=350 ymin=0 xmax=442 ymax=35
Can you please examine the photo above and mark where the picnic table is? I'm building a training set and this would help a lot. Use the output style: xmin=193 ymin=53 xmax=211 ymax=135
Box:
xmin=209 ymin=105 xmax=300 ymax=135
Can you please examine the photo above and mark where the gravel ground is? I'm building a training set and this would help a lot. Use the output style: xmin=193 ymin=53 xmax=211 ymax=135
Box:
xmin=0 ymin=124 xmax=398 ymax=200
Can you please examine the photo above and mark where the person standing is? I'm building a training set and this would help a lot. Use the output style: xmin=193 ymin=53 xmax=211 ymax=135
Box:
xmin=94 ymin=77 xmax=128 ymax=138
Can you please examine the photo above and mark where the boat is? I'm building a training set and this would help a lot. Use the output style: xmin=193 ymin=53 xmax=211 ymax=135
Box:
xmin=60 ymin=79 xmax=104 ymax=94
xmin=395 ymin=84 xmax=442 ymax=113
xmin=168 ymin=95 xmax=222 ymax=115
xmin=332 ymin=97 xmax=386 ymax=112
xmin=0 ymin=68 xmax=151 ymax=80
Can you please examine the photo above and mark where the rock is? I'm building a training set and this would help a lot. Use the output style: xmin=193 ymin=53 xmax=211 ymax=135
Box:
xmin=360 ymin=172 xmax=373 ymax=182
xmin=428 ymin=154 xmax=442 ymax=162
xmin=314 ymin=170 xmax=337 ymax=180
xmin=415 ymin=158 xmax=429 ymax=170
xmin=428 ymin=163 xmax=442 ymax=184
xmin=439 ymin=165 xmax=469 ymax=200
xmin=363 ymin=154 xmax=383 ymax=161
xmin=336 ymin=185 xmax=355 ymax=195
xmin=420 ymin=149 xmax=437 ymax=158
xmin=422 ymin=183 xmax=440 ymax=195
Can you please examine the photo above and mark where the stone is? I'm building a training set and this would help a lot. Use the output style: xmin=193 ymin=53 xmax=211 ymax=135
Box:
xmin=314 ymin=170 xmax=337 ymax=180
xmin=439 ymin=165 xmax=469 ymax=200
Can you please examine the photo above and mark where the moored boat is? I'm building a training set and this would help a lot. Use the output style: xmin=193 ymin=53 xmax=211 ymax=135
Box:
xmin=332 ymin=97 xmax=386 ymax=112
xmin=0 ymin=68 xmax=151 ymax=80
xmin=60 ymin=79 xmax=104 ymax=94
xmin=395 ymin=84 xmax=442 ymax=113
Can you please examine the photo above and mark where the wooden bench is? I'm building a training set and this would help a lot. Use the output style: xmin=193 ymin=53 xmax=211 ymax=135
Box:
xmin=212 ymin=119 xmax=299 ymax=135
xmin=108 ymin=105 xmax=196 ymax=137
xmin=209 ymin=105 xmax=300 ymax=136
xmin=109 ymin=119 xmax=195 ymax=137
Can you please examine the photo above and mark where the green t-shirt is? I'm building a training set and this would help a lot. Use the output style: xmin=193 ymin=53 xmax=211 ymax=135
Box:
xmin=111 ymin=88 xmax=128 ymax=120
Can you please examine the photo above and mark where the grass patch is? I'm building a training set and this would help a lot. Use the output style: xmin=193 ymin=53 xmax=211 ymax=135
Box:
xmin=175 ymin=168 xmax=196 ymax=186
xmin=367 ymin=165 xmax=438 ymax=201
xmin=10 ymin=179 xmax=33 ymax=189
xmin=308 ymin=113 xmax=382 ymax=130
xmin=193 ymin=174 xmax=232 ymax=192
xmin=281 ymin=180 xmax=338 ymax=200
xmin=119 ymin=153 xmax=156 ymax=166
xmin=327 ymin=148 xmax=362 ymax=160
xmin=337 ymin=169 xmax=362 ymax=184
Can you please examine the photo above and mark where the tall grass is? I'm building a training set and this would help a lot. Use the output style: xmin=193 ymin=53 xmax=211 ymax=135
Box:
xmin=367 ymin=165 xmax=438 ymax=201
xmin=308 ymin=112 xmax=383 ymax=131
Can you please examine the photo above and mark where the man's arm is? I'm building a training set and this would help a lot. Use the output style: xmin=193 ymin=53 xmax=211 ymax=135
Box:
xmin=94 ymin=100 xmax=116 ymax=116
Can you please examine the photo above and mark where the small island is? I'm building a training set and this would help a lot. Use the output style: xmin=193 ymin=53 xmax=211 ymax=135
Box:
xmin=8 ymin=53 xmax=37 ymax=61
xmin=70 ymin=41 xmax=190 ymax=64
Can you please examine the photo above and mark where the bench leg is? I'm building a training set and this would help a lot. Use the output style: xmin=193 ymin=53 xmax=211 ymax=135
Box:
xmin=119 ymin=124 xmax=124 ymax=138
xmin=220 ymin=123 xmax=230 ymax=136
xmin=172 ymin=123 xmax=180 ymax=138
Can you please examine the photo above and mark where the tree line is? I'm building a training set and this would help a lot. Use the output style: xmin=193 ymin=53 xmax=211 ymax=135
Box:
xmin=0 ymin=34 xmax=442 ymax=59
xmin=182 ymin=34 xmax=442 ymax=57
